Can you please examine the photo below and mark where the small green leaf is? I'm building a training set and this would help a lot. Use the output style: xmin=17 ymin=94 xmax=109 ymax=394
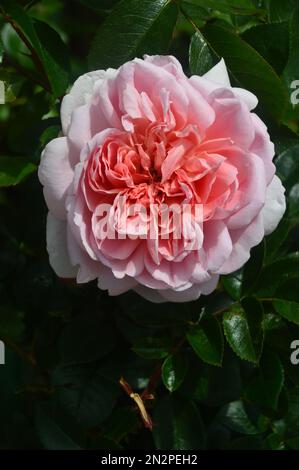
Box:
xmin=241 ymin=241 xmax=265 ymax=296
xmin=35 ymin=403 xmax=85 ymax=450
xmin=273 ymin=278 xmax=299 ymax=325
xmin=265 ymin=218 xmax=291 ymax=263
xmin=88 ymin=0 xmax=178 ymax=70
xmin=189 ymin=31 xmax=214 ymax=76
xmin=162 ymin=353 xmax=188 ymax=392
xmin=186 ymin=315 xmax=224 ymax=366
xmin=244 ymin=350 xmax=284 ymax=410
xmin=255 ymin=252 xmax=299 ymax=297
xmin=0 ymin=69 xmax=24 ymax=103
xmin=275 ymin=144 xmax=299 ymax=191
xmin=153 ymin=395 xmax=205 ymax=450
xmin=288 ymin=183 xmax=299 ymax=217
xmin=0 ymin=156 xmax=36 ymax=187
xmin=218 ymin=401 xmax=262 ymax=435
xmin=221 ymin=271 xmax=242 ymax=301
xmin=180 ymin=349 xmax=242 ymax=407
xmin=39 ymin=125 xmax=60 ymax=148
xmin=264 ymin=433 xmax=285 ymax=450
xmin=222 ymin=298 xmax=264 ymax=363
xmin=1 ymin=1 xmax=70 ymax=96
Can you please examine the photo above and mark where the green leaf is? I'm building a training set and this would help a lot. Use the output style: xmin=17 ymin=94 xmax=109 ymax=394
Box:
xmin=0 ymin=156 xmax=36 ymax=187
xmin=0 ymin=69 xmax=24 ymax=103
xmin=273 ymin=278 xmax=299 ymax=325
xmin=244 ymin=350 xmax=284 ymax=410
xmin=264 ymin=433 xmax=285 ymax=450
xmin=275 ymin=144 xmax=299 ymax=191
xmin=218 ymin=400 xmax=262 ymax=435
xmin=1 ymin=1 xmax=70 ymax=96
xmin=183 ymin=0 xmax=261 ymax=15
xmin=242 ymin=22 xmax=289 ymax=75
xmin=241 ymin=241 xmax=265 ymax=296
xmin=221 ymin=270 xmax=242 ymax=301
xmin=256 ymin=252 xmax=299 ymax=297
xmin=35 ymin=403 xmax=85 ymax=450
xmin=283 ymin=9 xmax=299 ymax=120
xmin=189 ymin=31 xmax=214 ymax=76
xmin=268 ymin=0 xmax=298 ymax=23
xmin=1 ymin=23 xmax=34 ymax=71
xmin=60 ymin=311 xmax=115 ymax=365
xmin=186 ymin=315 xmax=224 ymax=366
xmin=180 ymin=349 xmax=242 ymax=407
xmin=162 ymin=353 xmax=188 ymax=392
xmin=289 ymin=183 xmax=299 ymax=217
xmin=39 ymin=125 xmax=60 ymax=148
xmin=153 ymin=395 xmax=205 ymax=450
xmin=222 ymin=298 xmax=264 ymax=363
xmin=265 ymin=218 xmax=292 ymax=263
xmin=52 ymin=363 xmax=119 ymax=428
xmin=88 ymin=0 xmax=178 ymax=70
xmin=201 ymin=23 xmax=288 ymax=122
xmin=132 ymin=336 xmax=171 ymax=359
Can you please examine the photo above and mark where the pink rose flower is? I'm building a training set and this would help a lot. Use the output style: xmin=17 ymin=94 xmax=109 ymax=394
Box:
xmin=38 ymin=55 xmax=285 ymax=303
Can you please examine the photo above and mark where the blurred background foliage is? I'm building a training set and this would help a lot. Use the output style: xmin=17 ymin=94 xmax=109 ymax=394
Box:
xmin=0 ymin=0 xmax=299 ymax=450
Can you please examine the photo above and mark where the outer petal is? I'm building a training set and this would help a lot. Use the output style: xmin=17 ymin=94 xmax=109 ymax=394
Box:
xmin=67 ymin=225 xmax=100 ymax=283
xmin=61 ymin=70 xmax=113 ymax=134
xmin=46 ymin=213 xmax=78 ymax=278
xmin=38 ymin=137 xmax=74 ymax=220
xmin=261 ymin=175 xmax=286 ymax=235
xmin=203 ymin=58 xmax=231 ymax=86
xmin=98 ymin=265 xmax=137 ymax=295
xmin=232 ymin=87 xmax=258 ymax=111
xmin=159 ymin=275 xmax=219 ymax=302
xmin=217 ymin=213 xmax=265 ymax=274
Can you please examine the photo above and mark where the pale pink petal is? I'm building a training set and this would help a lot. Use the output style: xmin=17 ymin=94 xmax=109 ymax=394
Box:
xmin=61 ymin=69 xmax=115 ymax=134
xmin=261 ymin=175 xmax=286 ymax=235
xmin=217 ymin=213 xmax=265 ymax=274
xmin=202 ymin=58 xmax=230 ymax=86
xmin=38 ymin=137 xmax=74 ymax=220
xmin=46 ymin=213 xmax=78 ymax=278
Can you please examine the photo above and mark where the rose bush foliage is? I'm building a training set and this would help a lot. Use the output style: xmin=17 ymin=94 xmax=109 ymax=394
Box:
xmin=0 ymin=0 xmax=299 ymax=451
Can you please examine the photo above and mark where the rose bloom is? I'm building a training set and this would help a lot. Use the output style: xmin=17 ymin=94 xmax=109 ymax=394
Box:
xmin=38 ymin=55 xmax=285 ymax=303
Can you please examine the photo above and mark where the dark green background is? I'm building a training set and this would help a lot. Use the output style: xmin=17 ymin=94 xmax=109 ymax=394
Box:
xmin=0 ymin=0 xmax=299 ymax=450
